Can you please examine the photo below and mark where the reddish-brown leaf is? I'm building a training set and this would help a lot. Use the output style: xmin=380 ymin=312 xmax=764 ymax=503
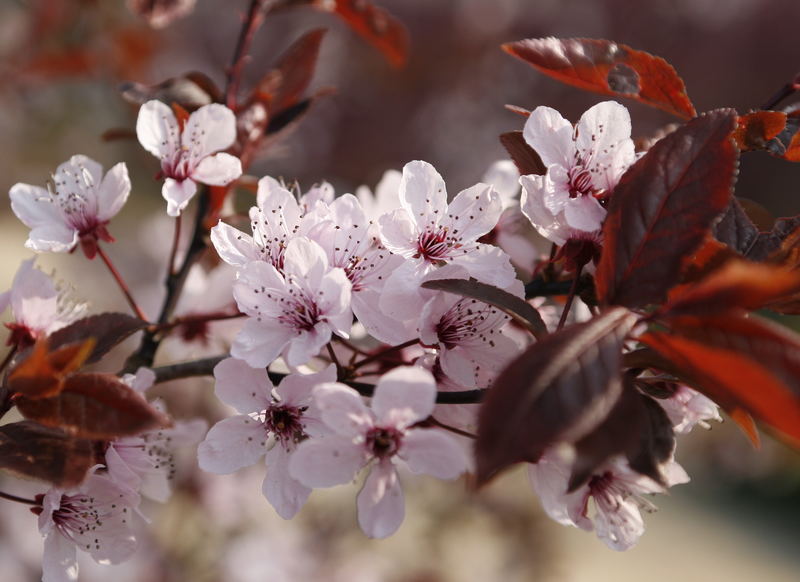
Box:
xmin=312 ymin=0 xmax=408 ymax=68
xmin=677 ymin=236 xmax=738 ymax=287
xmin=0 ymin=421 xmax=93 ymax=487
xmin=640 ymin=316 xmax=800 ymax=445
xmin=765 ymin=114 xmax=800 ymax=161
xmin=475 ymin=307 xmax=637 ymax=485
xmin=420 ymin=278 xmax=548 ymax=340
xmin=734 ymin=111 xmax=787 ymax=151
xmin=499 ymin=131 xmax=546 ymax=176
xmin=16 ymin=373 xmax=170 ymax=440
xmin=48 ymin=312 xmax=147 ymax=364
xmin=503 ymin=37 xmax=695 ymax=118
xmin=8 ymin=339 xmax=95 ymax=399
xmin=663 ymin=260 xmax=800 ymax=317
xmin=595 ymin=110 xmax=739 ymax=308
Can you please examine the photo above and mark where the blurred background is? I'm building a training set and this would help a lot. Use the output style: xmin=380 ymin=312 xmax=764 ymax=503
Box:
xmin=1 ymin=0 xmax=800 ymax=580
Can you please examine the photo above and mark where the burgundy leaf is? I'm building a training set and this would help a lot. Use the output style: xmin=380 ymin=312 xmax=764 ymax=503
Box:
xmin=475 ymin=307 xmax=637 ymax=485
xmin=625 ymin=395 xmax=675 ymax=484
xmin=420 ymin=278 xmax=548 ymax=340
xmin=733 ymin=111 xmax=787 ymax=151
xmin=16 ymin=373 xmax=170 ymax=440
xmin=499 ymin=131 xmax=546 ymax=176
xmin=503 ymin=37 xmax=695 ymax=118
xmin=596 ymin=109 xmax=739 ymax=307
xmin=47 ymin=312 xmax=147 ymax=364
xmin=0 ymin=421 xmax=93 ymax=487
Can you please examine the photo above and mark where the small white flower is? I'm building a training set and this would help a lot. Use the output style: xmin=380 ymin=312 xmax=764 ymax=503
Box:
xmin=136 ymin=100 xmax=242 ymax=216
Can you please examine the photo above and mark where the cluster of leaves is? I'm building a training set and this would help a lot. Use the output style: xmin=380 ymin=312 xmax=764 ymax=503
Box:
xmin=466 ymin=37 xmax=800 ymax=488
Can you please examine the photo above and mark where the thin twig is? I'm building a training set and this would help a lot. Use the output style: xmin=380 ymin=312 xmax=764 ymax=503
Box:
xmin=225 ymin=0 xmax=272 ymax=110
xmin=427 ymin=416 xmax=477 ymax=439
xmin=326 ymin=343 xmax=343 ymax=379
xmin=556 ymin=265 xmax=583 ymax=331
xmin=761 ymin=72 xmax=800 ymax=110
xmin=351 ymin=339 xmax=419 ymax=371
xmin=96 ymin=245 xmax=148 ymax=321
xmin=167 ymin=215 xmax=182 ymax=276
xmin=0 ymin=490 xmax=40 ymax=506
xmin=152 ymin=311 xmax=244 ymax=334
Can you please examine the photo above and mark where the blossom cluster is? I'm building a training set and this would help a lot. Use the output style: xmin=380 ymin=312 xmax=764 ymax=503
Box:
xmin=0 ymin=96 xmax=725 ymax=582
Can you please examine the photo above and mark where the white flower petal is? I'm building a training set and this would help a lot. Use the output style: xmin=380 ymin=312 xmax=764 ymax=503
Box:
xmin=563 ymin=195 xmax=606 ymax=232
xmin=25 ymin=224 xmax=78 ymax=253
xmin=230 ymin=318 xmax=294 ymax=368
xmin=9 ymin=183 xmax=62 ymax=227
xmin=372 ymin=366 xmax=436 ymax=428
xmin=210 ymin=220 xmax=260 ymax=267
xmin=378 ymin=209 xmax=417 ymax=257
xmin=356 ymin=459 xmax=405 ymax=539
xmin=262 ymin=445 xmax=311 ymax=519
xmin=197 ymin=415 xmax=266 ymax=474
xmin=96 ymin=162 xmax=131 ymax=221
xmin=162 ymin=177 xmax=197 ymax=217
xmin=400 ymin=428 xmax=468 ymax=479
xmin=213 ymin=357 xmax=272 ymax=414
xmin=398 ymin=160 xmax=447 ymax=231
xmin=523 ymin=105 xmax=575 ymax=167
xmin=136 ymin=100 xmax=180 ymax=159
xmin=314 ymin=383 xmax=374 ymax=437
xmin=192 ymin=152 xmax=242 ymax=186
xmin=445 ymin=183 xmax=503 ymax=241
xmin=183 ymin=103 xmax=237 ymax=162
xmin=42 ymin=531 xmax=79 ymax=582
xmin=289 ymin=435 xmax=366 ymax=487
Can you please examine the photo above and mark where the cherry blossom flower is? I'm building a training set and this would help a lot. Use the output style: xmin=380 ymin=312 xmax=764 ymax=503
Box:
xmin=211 ymin=176 xmax=315 ymax=272
xmin=230 ymin=236 xmax=352 ymax=368
xmin=528 ymin=450 xmax=689 ymax=551
xmin=519 ymin=101 xmax=636 ymax=246
xmin=416 ymin=267 xmax=524 ymax=387
xmin=355 ymin=168 xmax=402 ymax=221
xmin=136 ymin=100 xmax=242 ymax=216
xmin=307 ymin=194 xmax=411 ymax=345
xmin=378 ymin=160 xmax=515 ymax=319
xmin=0 ymin=258 xmax=84 ymax=349
xmin=198 ymin=359 xmax=335 ymax=518
xmin=289 ymin=366 xmax=469 ymax=538
xmin=36 ymin=473 xmax=139 ymax=582
xmin=105 ymin=368 xmax=206 ymax=502
xmin=9 ymin=155 xmax=131 ymax=258
xmin=659 ymin=385 xmax=722 ymax=434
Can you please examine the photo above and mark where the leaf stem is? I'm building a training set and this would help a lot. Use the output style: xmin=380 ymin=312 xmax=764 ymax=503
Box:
xmin=427 ymin=416 xmax=477 ymax=439
xmin=225 ymin=0 xmax=272 ymax=110
xmin=351 ymin=339 xmax=418 ymax=371
xmin=167 ymin=214 xmax=182 ymax=276
xmin=96 ymin=245 xmax=148 ymax=321
xmin=761 ymin=72 xmax=800 ymax=110
xmin=556 ymin=265 xmax=583 ymax=331
xmin=152 ymin=311 xmax=244 ymax=334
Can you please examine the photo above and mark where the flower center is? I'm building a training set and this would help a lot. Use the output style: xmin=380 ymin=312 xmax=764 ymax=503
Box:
xmin=365 ymin=426 xmax=402 ymax=459
xmin=265 ymin=405 xmax=305 ymax=443
xmin=435 ymin=299 xmax=506 ymax=350
xmin=414 ymin=228 xmax=457 ymax=263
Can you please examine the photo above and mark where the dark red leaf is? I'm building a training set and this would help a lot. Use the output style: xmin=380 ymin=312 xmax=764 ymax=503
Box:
xmin=747 ymin=215 xmax=800 ymax=262
xmin=0 ymin=421 xmax=93 ymax=487
xmin=312 ymin=0 xmax=409 ymax=68
xmin=595 ymin=110 xmax=739 ymax=307
xmin=47 ymin=312 xmax=147 ymax=364
xmin=662 ymin=260 xmax=800 ymax=317
xmin=8 ymin=339 xmax=95 ymax=399
xmin=625 ymin=395 xmax=675 ymax=484
xmin=16 ymin=373 xmax=170 ymax=440
xmin=499 ymin=131 xmax=546 ymax=176
xmin=420 ymin=278 xmax=548 ymax=340
xmin=475 ymin=307 xmax=637 ymax=485
xmin=640 ymin=315 xmax=800 ymax=445
xmin=766 ymin=114 xmax=800 ymax=161
xmin=734 ymin=111 xmax=787 ymax=151
xmin=503 ymin=38 xmax=695 ymax=118
xmin=713 ymin=197 xmax=760 ymax=255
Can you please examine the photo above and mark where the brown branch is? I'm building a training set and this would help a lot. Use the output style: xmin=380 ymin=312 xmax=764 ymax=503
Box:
xmin=225 ymin=0 xmax=274 ymax=110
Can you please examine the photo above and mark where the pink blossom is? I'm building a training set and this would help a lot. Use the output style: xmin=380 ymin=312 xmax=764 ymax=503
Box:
xmin=355 ymin=168 xmax=402 ymax=221
xmin=230 ymin=237 xmax=352 ymax=367
xmin=520 ymin=101 xmax=635 ymax=245
xmin=416 ymin=267 xmax=524 ymax=387
xmin=378 ymin=160 xmax=516 ymax=320
xmin=105 ymin=368 xmax=207 ymax=502
xmin=36 ymin=473 xmax=139 ymax=582
xmin=659 ymin=385 xmax=722 ymax=434
xmin=289 ymin=366 xmax=469 ymax=538
xmin=210 ymin=176 xmax=314 ymax=271
xmin=9 ymin=155 xmax=130 ymax=258
xmin=0 ymin=258 xmax=84 ymax=349
xmin=306 ymin=193 xmax=411 ymax=345
xmin=197 ymin=358 xmax=336 ymax=518
xmin=136 ymin=100 xmax=242 ymax=216
xmin=528 ymin=451 xmax=689 ymax=551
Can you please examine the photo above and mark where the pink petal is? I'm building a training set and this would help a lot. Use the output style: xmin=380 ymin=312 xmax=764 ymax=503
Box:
xmin=563 ymin=195 xmax=606 ymax=232
xmin=9 ymin=183 xmax=63 ymax=227
xmin=197 ymin=415 xmax=266 ymax=474
xmin=527 ymin=455 xmax=580 ymax=527
xmin=162 ymin=178 xmax=197 ymax=217
xmin=183 ymin=103 xmax=237 ymax=161
xmin=255 ymin=176 xmax=303 ymax=225
xmin=283 ymin=237 xmax=330 ymax=287
xmin=593 ymin=496 xmax=645 ymax=551
xmin=372 ymin=366 xmax=436 ymax=428
xmin=439 ymin=345 xmax=480 ymax=388
xmin=136 ymin=100 xmax=180 ymax=160
xmin=356 ymin=459 xmax=405 ymax=538
xmin=262 ymin=445 xmax=311 ymax=519
xmin=399 ymin=428 xmax=468 ymax=479
xmin=523 ymin=105 xmax=575 ymax=168
xmin=289 ymin=435 xmax=366 ymax=487
xmin=284 ymin=326 xmax=330 ymax=367
xmin=192 ymin=152 xmax=242 ymax=186
xmin=378 ymin=208 xmax=417 ymax=257
xmin=96 ymin=162 xmax=131 ymax=221
xmin=398 ymin=160 xmax=447 ymax=231
xmin=274 ymin=363 xmax=337 ymax=406
xmin=210 ymin=220 xmax=260 ymax=267
xmin=314 ymin=383 xmax=374 ymax=438
xmin=230 ymin=319 xmax=294 ymax=368
xmin=575 ymin=101 xmax=634 ymax=186
xmin=213 ymin=357 xmax=272 ymax=414
xmin=10 ymin=259 xmax=60 ymax=332
xmin=318 ymin=268 xmax=352 ymax=336
xmin=352 ymin=290 xmax=416 ymax=345
xmin=520 ymin=174 xmax=570 ymax=245
xmin=42 ymin=531 xmax=79 ymax=582
xmin=445 ymin=183 xmax=503 ymax=242
xmin=449 ymin=243 xmax=516 ymax=288
xmin=482 ymin=160 xmax=520 ymax=205
xmin=25 ymin=224 xmax=78 ymax=253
